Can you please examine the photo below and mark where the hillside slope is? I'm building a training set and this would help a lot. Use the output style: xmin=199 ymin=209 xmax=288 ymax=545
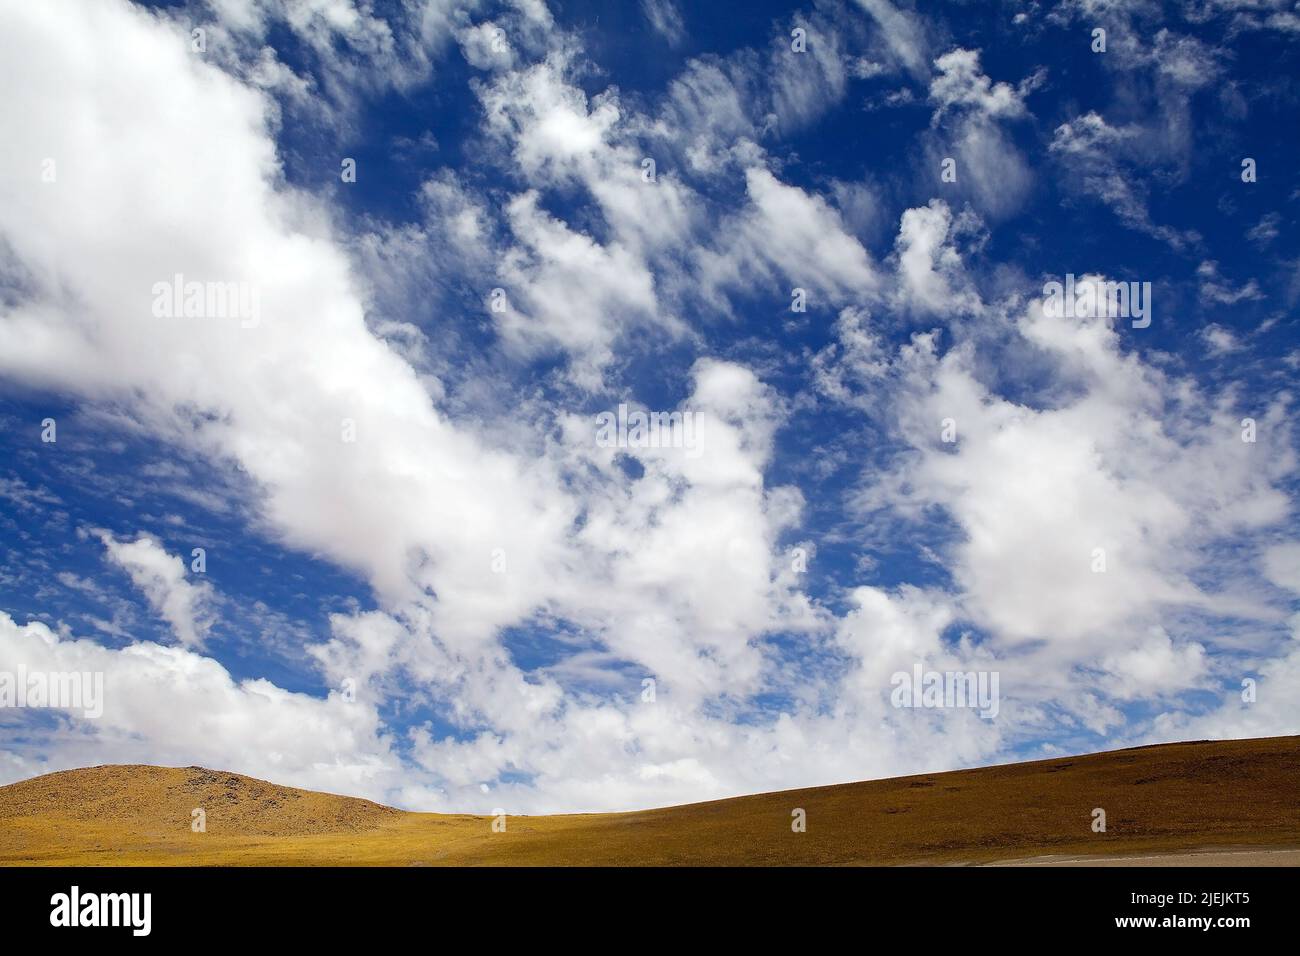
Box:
xmin=2 ymin=736 xmax=1297 ymax=865
xmin=0 ymin=765 xmax=400 ymax=836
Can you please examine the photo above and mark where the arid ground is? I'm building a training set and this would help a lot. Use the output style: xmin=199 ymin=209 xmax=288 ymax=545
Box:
xmin=2 ymin=736 xmax=1297 ymax=866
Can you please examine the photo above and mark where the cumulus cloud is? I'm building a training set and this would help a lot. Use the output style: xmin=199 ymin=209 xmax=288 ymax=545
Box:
xmin=1262 ymin=543 xmax=1300 ymax=594
xmin=0 ymin=0 xmax=577 ymax=651
xmin=892 ymin=199 xmax=983 ymax=315
xmin=928 ymin=48 xmax=1034 ymax=121
xmin=833 ymin=254 xmax=1296 ymax=733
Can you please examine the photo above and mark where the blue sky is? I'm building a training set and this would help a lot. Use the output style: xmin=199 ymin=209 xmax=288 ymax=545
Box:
xmin=0 ymin=0 xmax=1298 ymax=812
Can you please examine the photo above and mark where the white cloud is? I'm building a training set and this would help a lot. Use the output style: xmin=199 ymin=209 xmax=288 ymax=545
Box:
xmin=925 ymin=49 xmax=1038 ymax=218
xmin=1247 ymin=213 xmax=1281 ymax=246
xmin=475 ymin=52 xmax=703 ymax=381
xmin=1199 ymin=323 xmax=1243 ymax=357
xmin=99 ymin=533 xmax=215 ymax=649
xmin=1049 ymin=112 xmax=1200 ymax=249
xmin=929 ymin=48 xmax=1033 ymax=121
xmin=840 ymin=266 xmax=1296 ymax=728
xmin=853 ymin=0 xmax=930 ymax=78
xmin=1262 ymin=543 xmax=1300 ymax=594
xmin=494 ymin=191 xmax=666 ymax=387
xmin=697 ymin=167 xmax=879 ymax=309
xmin=892 ymin=199 xmax=983 ymax=315
xmin=1150 ymin=612 xmax=1300 ymax=746
xmin=0 ymin=0 xmax=579 ymax=655
xmin=1099 ymin=629 xmax=1208 ymax=700
xmin=656 ymin=59 xmax=759 ymax=175
xmin=1197 ymin=260 xmax=1266 ymax=305
xmin=459 ymin=21 xmax=516 ymax=71
xmin=641 ymin=0 xmax=685 ymax=46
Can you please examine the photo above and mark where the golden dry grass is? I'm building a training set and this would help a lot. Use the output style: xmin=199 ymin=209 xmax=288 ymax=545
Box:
xmin=2 ymin=735 xmax=1297 ymax=865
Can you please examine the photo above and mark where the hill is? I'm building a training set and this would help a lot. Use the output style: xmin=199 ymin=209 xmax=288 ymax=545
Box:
xmin=2 ymin=736 xmax=1297 ymax=865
